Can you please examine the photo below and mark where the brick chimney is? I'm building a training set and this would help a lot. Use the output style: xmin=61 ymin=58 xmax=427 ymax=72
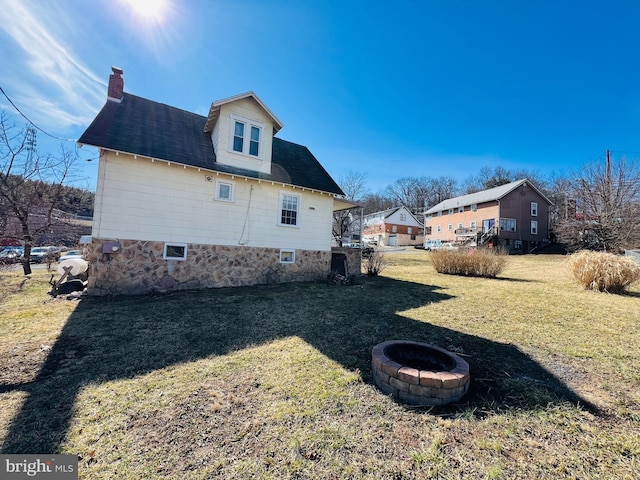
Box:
xmin=107 ymin=67 xmax=124 ymax=103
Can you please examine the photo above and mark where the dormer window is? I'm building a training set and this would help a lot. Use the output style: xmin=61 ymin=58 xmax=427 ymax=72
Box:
xmin=230 ymin=115 xmax=264 ymax=158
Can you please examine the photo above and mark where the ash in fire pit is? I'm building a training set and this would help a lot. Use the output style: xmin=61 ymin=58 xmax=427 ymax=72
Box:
xmin=371 ymin=340 xmax=470 ymax=406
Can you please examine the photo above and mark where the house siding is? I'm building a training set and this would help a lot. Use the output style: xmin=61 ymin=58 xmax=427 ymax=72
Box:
xmin=93 ymin=152 xmax=334 ymax=251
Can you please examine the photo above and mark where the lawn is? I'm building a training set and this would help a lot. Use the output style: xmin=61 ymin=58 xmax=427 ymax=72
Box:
xmin=1 ymin=253 xmax=639 ymax=479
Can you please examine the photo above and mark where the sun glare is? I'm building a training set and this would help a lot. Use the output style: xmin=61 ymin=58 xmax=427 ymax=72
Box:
xmin=123 ymin=0 xmax=169 ymax=23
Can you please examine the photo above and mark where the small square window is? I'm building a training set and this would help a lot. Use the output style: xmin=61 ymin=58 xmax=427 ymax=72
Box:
xmin=280 ymin=249 xmax=295 ymax=263
xmin=437 ymin=211 xmax=443 ymax=217
xmin=448 ymin=224 xmax=453 ymax=230
xmin=164 ymin=243 xmax=187 ymax=260
xmin=471 ymin=204 xmax=478 ymax=212
xmin=215 ymin=180 xmax=234 ymax=202
xmin=458 ymin=207 xmax=464 ymax=213
xmin=458 ymin=223 xmax=463 ymax=229
xmin=448 ymin=209 xmax=454 ymax=215
xmin=437 ymin=225 xmax=442 ymax=232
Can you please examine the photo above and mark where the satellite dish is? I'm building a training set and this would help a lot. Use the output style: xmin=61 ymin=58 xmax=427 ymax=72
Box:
xmin=57 ymin=258 xmax=88 ymax=276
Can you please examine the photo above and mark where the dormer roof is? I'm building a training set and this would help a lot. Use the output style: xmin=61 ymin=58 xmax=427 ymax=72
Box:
xmin=203 ymin=91 xmax=284 ymax=134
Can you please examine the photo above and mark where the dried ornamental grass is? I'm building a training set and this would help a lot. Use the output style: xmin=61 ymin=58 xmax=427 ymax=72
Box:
xmin=431 ymin=248 xmax=507 ymax=278
xmin=568 ymin=250 xmax=640 ymax=293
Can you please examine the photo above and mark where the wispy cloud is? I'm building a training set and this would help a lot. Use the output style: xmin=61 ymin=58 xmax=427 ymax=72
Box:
xmin=0 ymin=1 xmax=105 ymax=132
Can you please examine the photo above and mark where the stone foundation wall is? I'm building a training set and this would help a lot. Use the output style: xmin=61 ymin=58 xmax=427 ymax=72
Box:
xmin=85 ymin=239 xmax=336 ymax=296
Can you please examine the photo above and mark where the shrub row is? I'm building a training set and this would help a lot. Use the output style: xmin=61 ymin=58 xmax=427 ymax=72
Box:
xmin=431 ymin=248 xmax=507 ymax=278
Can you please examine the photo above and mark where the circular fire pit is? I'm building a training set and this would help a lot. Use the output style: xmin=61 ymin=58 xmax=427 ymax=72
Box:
xmin=371 ymin=340 xmax=470 ymax=406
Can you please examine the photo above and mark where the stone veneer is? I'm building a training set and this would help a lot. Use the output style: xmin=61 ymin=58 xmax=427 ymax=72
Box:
xmin=85 ymin=239 xmax=362 ymax=296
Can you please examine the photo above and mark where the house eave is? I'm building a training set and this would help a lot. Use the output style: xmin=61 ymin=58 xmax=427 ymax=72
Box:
xmin=84 ymin=145 xmax=342 ymax=197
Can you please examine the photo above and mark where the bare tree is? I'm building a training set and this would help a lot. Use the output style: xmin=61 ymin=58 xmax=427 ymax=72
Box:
xmin=333 ymin=171 xmax=368 ymax=246
xmin=554 ymin=154 xmax=640 ymax=252
xmin=0 ymin=112 xmax=77 ymax=274
xmin=462 ymin=166 xmax=546 ymax=194
xmin=361 ymin=192 xmax=394 ymax=215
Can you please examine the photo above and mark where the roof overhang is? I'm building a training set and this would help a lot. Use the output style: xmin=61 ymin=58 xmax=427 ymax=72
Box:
xmin=333 ymin=198 xmax=363 ymax=212
xmin=203 ymin=91 xmax=284 ymax=134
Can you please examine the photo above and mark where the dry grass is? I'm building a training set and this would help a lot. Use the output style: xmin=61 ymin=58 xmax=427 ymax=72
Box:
xmin=568 ymin=250 xmax=640 ymax=293
xmin=1 ymin=254 xmax=639 ymax=479
xmin=430 ymin=248 xmax=508 ymax=277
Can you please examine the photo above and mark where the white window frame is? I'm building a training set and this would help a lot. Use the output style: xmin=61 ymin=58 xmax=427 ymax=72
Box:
xmin=278 ymin=192 xmax=301 ymax=227
xmin=470 ymin=221 xmax=477 ymax=229
xmin=437 ymin=211 xmax=443 ymax=217
xmin=229 ymin=114 xmax=265 ymax=159
xmin=392 ymin=225 xmax=397 ymax=233
xmin=407 ymin=227 xmax=413 ymax=234
xmin=437 ymin=225 xmax=442 ymax=232
xmin=448 ymin=208 xmax=454 ymax=215
xmin=531 ymin=202 xmax=538 ymax=217
xmin=280 ymin=249 xmax=296 ymax=264
xmin=471 ymin=204 xmax=478 ymax=212
xmin=458 ymin=207 xmax=464 ymax=213
xmin=531 ymin=220 xmax=538 ymax=235
xmin=214 ymin=179 xmax=235 ymax=202
xmin=400 ymin=214 xmax=406 ymax=221
xmin=458 ymin=223 xmax=464 ymax=229
xmin=163 ymin=242 xmax=188 ymax=261
xmin=448 ymin=224 xmax=453 ymax=231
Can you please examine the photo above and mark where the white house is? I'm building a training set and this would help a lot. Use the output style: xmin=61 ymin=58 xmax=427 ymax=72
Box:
xmin=78 ymin=68 xmax=356 ymax=295
xmin=362 ymin=206 xmax=424 ymax=247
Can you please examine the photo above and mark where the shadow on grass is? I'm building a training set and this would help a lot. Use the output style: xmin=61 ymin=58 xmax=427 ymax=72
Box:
xmin=1 ymin=276 xmax=598 ymax=453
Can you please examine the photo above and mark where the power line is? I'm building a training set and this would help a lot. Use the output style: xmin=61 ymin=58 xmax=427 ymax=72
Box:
xmin=0 ymin=84 xmax=77 ymax=142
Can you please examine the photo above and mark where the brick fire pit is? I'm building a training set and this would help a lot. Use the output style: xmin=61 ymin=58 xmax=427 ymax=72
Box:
xmin=371 ymin=340 xmax=470 ymax=406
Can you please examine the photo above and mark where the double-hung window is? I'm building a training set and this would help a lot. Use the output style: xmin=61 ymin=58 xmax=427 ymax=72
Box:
xmin=531 ymin=202 xmax=538 ymax=216
xmin=531 ymin=220 xmax=538 ymax=235
xmin=231 ymin=115 xmax=263 ymax=157
xmin=279 ymin=193 xmax=300 ymax=227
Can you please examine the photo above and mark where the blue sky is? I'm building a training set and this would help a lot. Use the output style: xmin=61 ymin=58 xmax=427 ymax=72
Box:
xmin=1 ymin=0 xmax=639 ymax=193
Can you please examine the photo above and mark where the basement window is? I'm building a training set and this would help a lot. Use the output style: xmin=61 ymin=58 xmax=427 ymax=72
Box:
xmin=280 ymin=249 xmax=295 ymax=263
xmin=164 ymin=242 xmax=188 ymax=260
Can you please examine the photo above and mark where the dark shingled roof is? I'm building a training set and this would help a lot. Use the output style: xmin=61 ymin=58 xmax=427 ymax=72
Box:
xmin=78 ymin=93 xmax=344 ymax=196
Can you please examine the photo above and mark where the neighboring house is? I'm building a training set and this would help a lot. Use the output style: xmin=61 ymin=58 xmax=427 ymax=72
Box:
xmin=363 ymin=206 xmax=424 ymax=247
xmin=78 ymin=67 xmax=357 ymax=296
xmin=423 ymin=179 xmax=553 ymax=253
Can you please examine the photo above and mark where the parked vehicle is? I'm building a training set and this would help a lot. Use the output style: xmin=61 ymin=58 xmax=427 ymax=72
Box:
xmin=432 ymin=242 xmax=458 ymax=250
xmin=424 ymin=240 xmax=442 ymax=251
xmin=29 ymin=246 xmax=60 ymax=263
xmin=59 ymin=250 xmax=85 ymax=260
xmin=0 ymin=247 xmax=23 ymax=264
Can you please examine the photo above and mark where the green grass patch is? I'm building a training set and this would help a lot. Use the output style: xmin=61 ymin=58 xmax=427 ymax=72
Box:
xmin=1 ymin=255 xmax=639 ymax=479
